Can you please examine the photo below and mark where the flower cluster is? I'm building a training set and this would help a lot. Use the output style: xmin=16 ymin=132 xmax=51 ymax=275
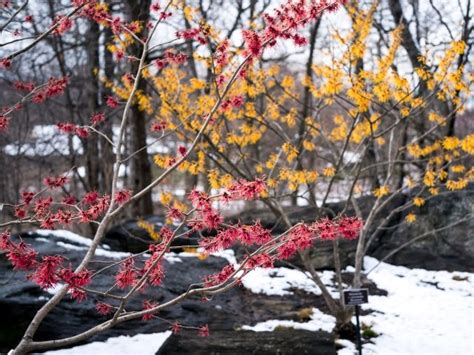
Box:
xmin=176 ymin=28 xmax=206 ymax=44
xmin=224 ymin=178 xmax=267 ymax=201
xmin=32 ymin=77 xmax=68 ymax=104
xmin=241 ymin=0 xmax=347 ymax=59
xmin=188 ymin=189 xmax=223 ymax=230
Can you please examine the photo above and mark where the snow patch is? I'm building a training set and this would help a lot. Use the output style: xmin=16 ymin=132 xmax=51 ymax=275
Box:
xmin=241 ymin=267 xmax=313 ymax=296
xmin=242 ymin=308 xmax=335 ymax=333
xmin=241 ymin=267 xmax=337 ymax=296
xmin=44 ymin=331 xmax=172 ymax=355
xmin=34 ymin=229 xmax=92 ymax=246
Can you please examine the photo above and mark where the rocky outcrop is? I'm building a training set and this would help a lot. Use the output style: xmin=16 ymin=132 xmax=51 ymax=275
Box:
xmin=232 ymin=187 xmax=474 ymax=272
xmin=0 ymin=231 xmax=332 ymax=353
xmin=158 ymin=329 xmax=336 ymax=355
xmin=368 ymin=188 xmax=474 ymax=271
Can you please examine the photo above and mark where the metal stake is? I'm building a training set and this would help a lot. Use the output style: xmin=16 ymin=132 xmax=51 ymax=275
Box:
xmin=355 ymin=305 xmax=362 ymax=355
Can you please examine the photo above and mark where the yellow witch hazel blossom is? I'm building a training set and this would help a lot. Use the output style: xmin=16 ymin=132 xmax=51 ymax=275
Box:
xmin=413 ymin=197 xmax=425 ymax=207
xmin=405 ymin=213 xmax=417 ymax=223
xmin=279 ymin=169 xmax=318 ymax=191
xmin=137 ymin=220 xmax=161 ymax=241
xmin=323 ymin=166 xmax=336 ymax=177
xmin=373 ymin=185 xmax=390 ymax=198
xmin=282 ymin=143 xmax=299 ymax=163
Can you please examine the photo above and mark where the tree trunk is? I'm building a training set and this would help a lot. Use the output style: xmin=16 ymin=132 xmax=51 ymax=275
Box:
xmin=127 ymin=0 xmax=154 ymax=217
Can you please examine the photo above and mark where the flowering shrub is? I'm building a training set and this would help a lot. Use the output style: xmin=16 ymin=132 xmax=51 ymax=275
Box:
xmin=0 ymin=0 xmax=357 ymax=353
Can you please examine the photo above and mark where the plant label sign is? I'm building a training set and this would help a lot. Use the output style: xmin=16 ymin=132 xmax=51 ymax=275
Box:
xmin=343 ymin=289 xmax=369 ymax=306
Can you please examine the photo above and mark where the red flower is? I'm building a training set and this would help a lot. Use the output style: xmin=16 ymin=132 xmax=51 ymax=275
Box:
xmin=14 ymin=81 xmax=34 ymax=92
xmin=96 ymin=302 xmax=112 ymax=315
xmin=114 ymin=190 xmax=131 ymax=205
xmin=115 ymin=259 xmax=137 ymax=289
xmin=144 ymin=255 xmax=165 ymax=287
xmin=15 ymin=207 xmax=27 ymax=219
xmin=198 ymin=324 xmax=210 ymax=337
xmin=231 ymin=95 xmax=244 ymax=108
xmin=59 ymin=268 xmax=91 ymax=288
xmin=205 ymin=265 xmax=235 ymax=287
xmin=70 ymin=288 xmax=87 ymax=302
xmin=106 ymin=96 xmax=119 ymax=108
xmin=44 ymin=175 xmax=68 ymax=189
xmin=142 ymin=300 xmax=158 ymax=321
xmin=31 ymin=256 xmax=63 ymax=288
xmin=246 ymin=253 xmax=273 ymax=269
xmin=53 ymin=16 xmax=73 ymax=35
xmin=226 ymin=178 xmax=267 ymax=201
xmin=63 ymin=195 xmax=77 ymax=205
xmin=90 ymin=112 xmax=105 ymax=125
xmin=336 ymin=216 xmax=363 ymax=240
xmin=7 ymin=242 xmax=38 ymax=270
xmin=75 ymin=127 xmax=90 ymax=138
xmin=0 ymin=116 xmax=9 ymax=132
xmin=0 ymin=231 xmax=12 ymax=250
xmin=171 ymin=322 xmax=181 ymax=334
xmin=166 ymin=207 xmax=184 ymax=221
xmin=0 ymin=58 xmax=11 ymax=69
xmin=199 ymin=227 xmax=239 ymax=252
xmin=22 ymin=191 xmax=35 ymax=205
xmin=277 ymin=241 xmax=297 ymax=260
xmin=82 ymin=191 xmax=99 ymax=205
xmin=312 ymin=218 xmax=337 ymax=240
xmin=242 ymin=30 xmax=262 ymax=58
xmin=151 ymin=120 xmax=167 ymax=132
xmin=57 ymin=122 xmax=77 ymax=134
xmin=150 ymin=2 xmax=161 ymax=12
xmin=178 ymin=145 xmax=187 ymax=157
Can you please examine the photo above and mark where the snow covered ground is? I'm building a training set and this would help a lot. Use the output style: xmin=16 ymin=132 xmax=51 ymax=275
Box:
xmin=242 ymin=257 xmax=474 ymax=355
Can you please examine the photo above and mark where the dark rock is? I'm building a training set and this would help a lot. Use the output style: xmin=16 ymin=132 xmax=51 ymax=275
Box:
xmin=0 ymin=231 xmax=333 ymax=353
xmin=231 ymin=187 xmax=473 ymax=271
xmin=104 ymin=215 xmax=199 ymax=253
xmin=157 ymin=329 xmax=336 ymax=355
xmin=368 ymin=188 xmax=474 ymax=272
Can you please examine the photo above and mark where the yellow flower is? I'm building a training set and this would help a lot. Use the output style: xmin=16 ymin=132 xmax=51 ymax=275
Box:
xmin=137 ymin=220 xmax=160 ymax=241
xmin=461 ymin=134 xmax=474 ymax=155
xmin=442 ymin=137 xmax=460 ymax=150
xmin=323 ymin=167 xmax=336 ymax=177
xmin=282 ymin=143 xmax=299 ymax=163
xmin=303 ymin=140 xmax=316 ymax=151
xmin=423 ymin=171 xmax=436 ymax=187
xmin=446 ymin=178 xmax=468 ymax=191
xmin=413 ymin=197 xmax=425 ymax=207
xmin=373 ymin=185 xmax=390 ymax=198
xmin=160 ymin=192 xmax=173 ymax=205
xmin=405 ymin=213 xmax=416 ymax=223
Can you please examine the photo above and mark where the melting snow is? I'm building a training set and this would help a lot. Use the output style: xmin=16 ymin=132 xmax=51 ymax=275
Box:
xmin=242 ymin=308 xmax=336 ymax=333
xmin=43 ymin=331 xmax=172 ymax=355
xmin=241 ymin=267 xmax=337 ymax=296
xmin=241 ymin=256 xmax=473 ymax=355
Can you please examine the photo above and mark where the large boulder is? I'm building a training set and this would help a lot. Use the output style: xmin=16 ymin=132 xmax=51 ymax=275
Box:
xmin=231 ymin=187 xmax=473 ymax=272
xmin=368 ymin=188 xmax=474 ymax=271
xmin=158 ymin=329 xmax=336 ymax=355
